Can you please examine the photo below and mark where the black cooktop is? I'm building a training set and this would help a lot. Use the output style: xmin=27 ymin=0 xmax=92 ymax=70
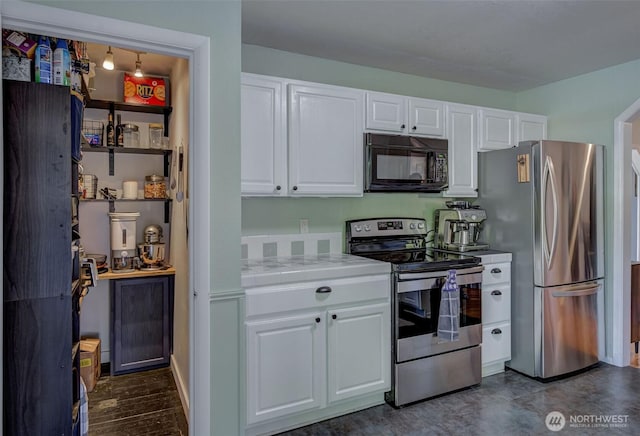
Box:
xmin=350 ymin=247 xmax=480 ymax=273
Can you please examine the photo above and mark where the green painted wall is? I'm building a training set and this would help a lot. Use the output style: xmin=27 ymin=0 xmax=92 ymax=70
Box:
xmin=516 ymin=58 xmax=640 ymax=359
xmin=241 ymin=44 xmax=517 ymax=236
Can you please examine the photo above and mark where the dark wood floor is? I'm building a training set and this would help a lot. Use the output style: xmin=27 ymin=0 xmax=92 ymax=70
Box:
xmin=87 ymin=367 xmax=188 ymax=436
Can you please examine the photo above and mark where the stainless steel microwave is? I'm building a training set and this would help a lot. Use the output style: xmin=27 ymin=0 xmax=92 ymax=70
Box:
xmin=364 ymin=133 xmax=448 ymax=193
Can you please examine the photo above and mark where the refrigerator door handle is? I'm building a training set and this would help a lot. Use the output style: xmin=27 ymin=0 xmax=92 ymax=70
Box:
xmin=551 ymin=284 xmax=600 ymax=298
xmin=542 ymin=156 xmax=559 ymax=270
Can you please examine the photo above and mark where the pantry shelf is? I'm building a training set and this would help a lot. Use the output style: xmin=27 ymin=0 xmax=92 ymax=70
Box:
xmin=79 ymin=198 xmax=172 ymax=223
xmin=81 ymin=146 xmax=172 ymax=177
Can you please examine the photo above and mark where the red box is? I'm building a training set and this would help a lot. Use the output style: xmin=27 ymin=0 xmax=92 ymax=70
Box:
xmin=123 ymin=73 xmax=167 ymax=106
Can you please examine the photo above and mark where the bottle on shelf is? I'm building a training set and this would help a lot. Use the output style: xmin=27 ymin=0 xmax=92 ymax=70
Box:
xmin=106 ymin=113 xmax=115 ymax=147
xmin=34 ymin=36 xmax=52 ymax=84
xmin=53 ymin=39 xmax=71 ymax=86
xmin=115 ymin=114 xmax=123 ymax=147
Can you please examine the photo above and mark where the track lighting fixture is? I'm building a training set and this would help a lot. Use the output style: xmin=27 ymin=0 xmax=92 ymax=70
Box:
xmin=134 ymin=53 xmax=143 ymax=78
xmin=102 ymin=46 xmax=114 ymax=70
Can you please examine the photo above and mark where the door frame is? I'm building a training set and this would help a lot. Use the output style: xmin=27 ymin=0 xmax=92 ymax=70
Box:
xmin=0 ymin=2 xmax=211 ymax=434
xmin=612 ymin=97 xmax=640 ymax=367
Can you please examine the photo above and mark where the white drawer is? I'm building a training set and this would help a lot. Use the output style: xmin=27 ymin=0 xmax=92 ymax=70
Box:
xmin=482 ymin=322 xmax=511 ymax=364
xmin=482 ymin=284 xmax=511 ymax=324
xmin=482 ymin=262 xmax=511 ymax=286
xmin=245 ymin=274 xmax=390 ymax=317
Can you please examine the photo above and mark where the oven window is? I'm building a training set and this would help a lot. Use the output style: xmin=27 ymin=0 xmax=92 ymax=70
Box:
xmin=398 ymin=280 xmax=481 ymax=339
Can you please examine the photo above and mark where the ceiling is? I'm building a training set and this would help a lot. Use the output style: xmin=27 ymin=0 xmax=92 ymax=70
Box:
xmin=85 ymin=42 xmax=176 ymax=77
xmin=242 ymin=0 xmax=640 ymax=91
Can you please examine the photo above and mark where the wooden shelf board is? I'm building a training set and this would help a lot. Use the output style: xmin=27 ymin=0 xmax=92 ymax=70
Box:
xmin=81 ymin=146 xmax=171 ymax=155
xmin=99 ymin=266 xmax=176 ymax=280
xmin=85 ymin=99 xmax=172 ymax=115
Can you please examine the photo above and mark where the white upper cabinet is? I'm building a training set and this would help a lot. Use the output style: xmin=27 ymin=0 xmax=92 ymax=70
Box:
xmin=516 ymin=113 xmax=548 ymax=143
xmin=443 ymin=104 xmax=478 ymax=197
xmin=366 ymin=92 xmax=445 ymax=137
xmin=365 ymin=92 xmax=407 ymax=133
xmin=241 ymin=74 xmax=287 ymax=196
xmin=478 ymin=108 xmax=516 ymax=151
xmin=288 ymin=83 xmax=364 ymax=196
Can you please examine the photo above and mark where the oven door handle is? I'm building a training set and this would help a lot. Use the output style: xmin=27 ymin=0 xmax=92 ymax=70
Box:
xmin=397 ymin=265 xmax=484 ymax=281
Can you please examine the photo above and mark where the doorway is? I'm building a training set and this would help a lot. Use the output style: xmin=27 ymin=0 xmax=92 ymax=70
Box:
xmin=1 ymin=2 xmax=211 ymax=434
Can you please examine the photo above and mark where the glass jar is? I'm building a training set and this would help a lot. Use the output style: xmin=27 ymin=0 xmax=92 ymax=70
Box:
xmin=144 ymin=174 xmax=166 ymax=199
xmin=123 ymin=124 xmax=139 ymax=148
xmin=149 ymin=123 xmax=163 ymax=149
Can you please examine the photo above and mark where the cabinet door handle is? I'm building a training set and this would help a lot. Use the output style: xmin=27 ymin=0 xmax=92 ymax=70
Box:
xmin=292 ymin=186 xmax=298 ymax=191
xmin=491 ymin=290 xmax=502 ymax=296
xmin=491 ymin=268 xmax=502 ymax=274
xmin=412 ymin=126 xmax=417 ymax=130
xmin=491 ymin=328 xmax=502 ymax=335
xmin=315 ymin=317 xmax=321 ymax=323
xmin=400 ymin=124 xmax=406 ymax=129
xmin=316 ymin=286 xmax=332 ymax=294
xmin=332 ymin=314 xmax=337 ymax=320
xmin=276 ymin=185 xmax=281 ymax=191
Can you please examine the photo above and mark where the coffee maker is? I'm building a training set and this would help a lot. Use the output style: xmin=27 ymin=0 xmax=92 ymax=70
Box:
xmin=109 ymin=212 xmax=140 ymax=272
xmin=434 ymin=201 xmax=488 ymax=252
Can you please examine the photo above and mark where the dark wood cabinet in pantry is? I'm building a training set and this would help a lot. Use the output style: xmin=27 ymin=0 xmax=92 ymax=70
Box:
xmin=3 ymin=80 xmax=82 ymax=435
xmin=111 ymin=275 xmax=174 ymax=375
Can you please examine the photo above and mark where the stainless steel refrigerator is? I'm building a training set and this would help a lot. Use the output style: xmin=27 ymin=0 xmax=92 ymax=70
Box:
xmin=478 ymin=140 xmax=604 ymax=379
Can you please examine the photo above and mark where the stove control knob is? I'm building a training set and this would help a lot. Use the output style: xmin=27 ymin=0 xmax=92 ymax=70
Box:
xmin=354 ymin=225 xmax=362 ymax=232
xmin=417 ymin=222 xmax=425 ymax=229
xmin=471 ymin=214 xmax=477 ymax=220
xmin=364 ymin=224 xmax=371 ymax=232
xmin=409 ymin=223 xmax=416 ymax=230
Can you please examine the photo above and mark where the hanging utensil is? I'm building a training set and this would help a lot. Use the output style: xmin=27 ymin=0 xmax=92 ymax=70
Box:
xmin=176 ymin=144 xmax=184 ymax=203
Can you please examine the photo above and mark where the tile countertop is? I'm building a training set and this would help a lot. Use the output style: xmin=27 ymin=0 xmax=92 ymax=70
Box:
xmin=468 ymin=249 xmax=512 ymax=264
xmin=241 ymin=253 xmax=391 ymax=288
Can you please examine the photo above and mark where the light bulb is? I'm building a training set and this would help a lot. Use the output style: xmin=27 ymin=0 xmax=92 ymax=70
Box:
xmin=102 ymin=46 xmax=114 ymax=71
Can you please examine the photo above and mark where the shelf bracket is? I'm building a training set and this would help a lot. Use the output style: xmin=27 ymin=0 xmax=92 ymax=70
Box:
xmin=108 ymin=148 xmax=115 ymax=176
xmin=109 ymin=199 xmax=115 ymax=213
xmin=164 ymin=200 xmax=170 ymax=223
xmin=164 ymin=152 xmax=170 ymax=177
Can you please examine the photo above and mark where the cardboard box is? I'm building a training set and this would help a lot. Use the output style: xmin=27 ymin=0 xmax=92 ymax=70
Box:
xmin=2 ymin=30 xmax=36 ymax=59
xmin=2 ymin=55 xmax=31 ymax=82
xmin=123 ymin=73 xmax=167 ymax=106
xmin=80 ymin=338 xmax=101 ymax=392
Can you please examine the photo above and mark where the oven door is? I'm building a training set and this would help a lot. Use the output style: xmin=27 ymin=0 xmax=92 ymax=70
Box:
xmin=394 ymin=266 xmax=483 ymax=363
xmin=365 ymin=133 xmax=448 ymax=192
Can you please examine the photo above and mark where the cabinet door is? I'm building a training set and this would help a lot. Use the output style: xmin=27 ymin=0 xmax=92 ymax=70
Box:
xmin=443 ymin=104 xmax=478 ymax=197
xmin=516 ymin=113 xmax=547 ymax=143
xmin=111 ymin=276 xmax=172 ymax=375
xmin=241 ymin=74 xmax=287 ymax=196
xmin=327 ymin=302 xmax=390 ymax=403
xmin=246 ymin=312 xmax=326 ymax=424
xmin=365 ymin=92 xmax=407 ymax=133
xmin=478 ymin=108 xmax=516 ymax=151
xmin=408 ymin=97 xmax=445 ymax=137
xmin=288 ymin=84 xmax=364 ymax=196
xmin=482 ymin=322 xmax=511 ymax=365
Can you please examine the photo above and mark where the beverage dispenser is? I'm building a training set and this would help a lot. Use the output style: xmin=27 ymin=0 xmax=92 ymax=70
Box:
xmin=108 ymin=212 xmax=140 ymax=272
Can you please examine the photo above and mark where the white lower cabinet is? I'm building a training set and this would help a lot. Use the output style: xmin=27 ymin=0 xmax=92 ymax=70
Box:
xmin=245 ymin=274 xmax=390 ymax=434
xmin=478 ymin=254 xmax=513 ymax=377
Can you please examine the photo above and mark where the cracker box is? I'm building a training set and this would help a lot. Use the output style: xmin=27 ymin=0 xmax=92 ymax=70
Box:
xmin=123 ymin=73 xmax=167 ymax=106
xmin=80 ymin=338 xmax=101 ymax=392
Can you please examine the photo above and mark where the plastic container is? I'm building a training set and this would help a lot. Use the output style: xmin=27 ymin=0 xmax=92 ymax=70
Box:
xmin=34 ymin=36 xmax=52 ymax=84
xmin=122 ymin=124 xmax=139 ymax=148
xmin=53 ymin=39 xmax=70 ymax=86
xmin=144 ymin=175 xmax=166 ymax=199
xmin=149 ymin=123 xmax=163 ymax=149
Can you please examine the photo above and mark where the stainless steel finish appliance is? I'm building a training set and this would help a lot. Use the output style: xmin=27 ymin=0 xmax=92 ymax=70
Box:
xmin=346 ymin=218 xmax=483 ymax=406
xmin=364 ymin=133 xmax=448 ymax=193
xmin=478 ymin=140 xmax=604 ymax=379
xmin=434 ymin=202 xmax=489 ymax=252
xmin=138 ymin=224 xmax=166 ymax=270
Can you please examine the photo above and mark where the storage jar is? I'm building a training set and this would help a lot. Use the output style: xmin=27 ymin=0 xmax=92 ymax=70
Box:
xmin=144 ymin=175 xmax=166 ymax=199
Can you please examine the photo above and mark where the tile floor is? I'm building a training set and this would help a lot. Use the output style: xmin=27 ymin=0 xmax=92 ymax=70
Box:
xmin=87 ymin=367 xmax=188 ymax=436
xmin=279 ymin=363 xmax=640 ymax=435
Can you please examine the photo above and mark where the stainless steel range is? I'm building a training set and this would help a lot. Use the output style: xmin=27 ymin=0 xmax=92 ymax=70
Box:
xmin=346 ymin=217 xmax=483 ymax=407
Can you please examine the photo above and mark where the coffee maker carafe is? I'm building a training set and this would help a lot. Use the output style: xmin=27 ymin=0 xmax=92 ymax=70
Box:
xmin=109 ymin=212 xmax=140 ymax=272
xmin=434 ymin=201 xmax=489 ymax=252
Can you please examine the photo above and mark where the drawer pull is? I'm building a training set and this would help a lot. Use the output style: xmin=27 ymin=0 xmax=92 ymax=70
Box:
xmin=332 ymin=314 xmax=337 ymax=320
xmin=316 ymin=286 xmax=332 ymax=294
xmin=491 ymin=268 xmax=502 ymax=274
xmin=315 ymin=317 xmax=321 ymax=323
xmin=491 ymin=328 xmax=502 ymax=335
xmin=491 ymin=290 xmax=502 ymax=296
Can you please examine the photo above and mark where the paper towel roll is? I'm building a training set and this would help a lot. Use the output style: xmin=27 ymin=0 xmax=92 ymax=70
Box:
xmin=122 ymin=180 xmax=138 ymax=199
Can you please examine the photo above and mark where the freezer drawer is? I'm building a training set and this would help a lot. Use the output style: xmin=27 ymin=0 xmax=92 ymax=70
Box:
xmin=540 ymin=282 xmax=600 ymax=378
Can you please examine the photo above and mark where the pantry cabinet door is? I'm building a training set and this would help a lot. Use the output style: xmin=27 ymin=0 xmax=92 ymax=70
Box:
xmin=241 ymin=74 xmax=287 ymax=196
xmin=443 ymin=104 xmax=478 ymax=197
xmin=246 ymin=313 xmax=326 ymax=425
xmin=365 ymin=92 xmax=407 ymax=133
xmin=327 ymin=302 xmax=390 ymax=403
xmin=288 ymin=84 xmax=364 ymax=196
xmin=478 ymin=108 xmax=516 ymax=151
xmin=408 ymin=97 xmax=445 ymax=137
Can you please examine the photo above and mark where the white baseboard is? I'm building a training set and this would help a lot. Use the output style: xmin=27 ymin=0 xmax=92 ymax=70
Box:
xmin=170 ymin=354 xmax=190 ymax=422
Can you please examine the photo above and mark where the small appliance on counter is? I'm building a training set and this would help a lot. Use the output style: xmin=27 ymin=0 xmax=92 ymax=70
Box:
xmin=434 ymin=201 xmax=489 ymax=252
xmin=109 ymin=212 xmax=140 ymax=272
xmin=138 ymin=224 xmax=166 ymax=270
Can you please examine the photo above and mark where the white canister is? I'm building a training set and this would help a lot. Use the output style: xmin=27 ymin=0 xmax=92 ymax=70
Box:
xmin=122 ymin=180 xmax=138 ymax=199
